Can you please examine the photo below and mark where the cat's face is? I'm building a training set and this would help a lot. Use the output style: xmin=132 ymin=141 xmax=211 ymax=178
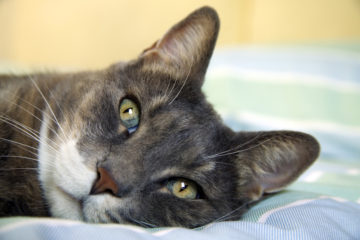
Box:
xmin=38 ymin=7 xmax=319 ymax=228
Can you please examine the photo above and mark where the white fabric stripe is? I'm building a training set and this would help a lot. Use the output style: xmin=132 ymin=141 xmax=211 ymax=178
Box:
xmin=258 ymin=196 xmax=347 ymax=224
xmin=208 ymin=67 xmax=360 ymax=92
xmin=221 ymin=111 xmax=360 ymax=136
xmin=0 ymin=218 xmax=79 ymax=233
xmin=303 ymin=171 xmax=323 ymax=182
xmin=347 ymin=169 xmax=360 ymax=175
xmin=215 ymin=45 xmax=360 ymax=63
xmin=258 ymin=198 xmax=318 ymax=223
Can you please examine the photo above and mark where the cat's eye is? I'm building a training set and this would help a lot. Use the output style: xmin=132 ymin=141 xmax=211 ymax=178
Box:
xmin=166 ymin=178 xmax=199 ymax=199
xmin=119 ymin=98 xmax=140 ymax=134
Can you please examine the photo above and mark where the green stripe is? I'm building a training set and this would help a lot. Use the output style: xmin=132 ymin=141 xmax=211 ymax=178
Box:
xmin=204 ymin=76 xmax=360 ymax=127
xmin=289 ymin=183 xmax=359 ymax=202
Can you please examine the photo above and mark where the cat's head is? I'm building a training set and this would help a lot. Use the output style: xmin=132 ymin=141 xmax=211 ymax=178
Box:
xmin=39 ymin=6 xmax=319 ymax=228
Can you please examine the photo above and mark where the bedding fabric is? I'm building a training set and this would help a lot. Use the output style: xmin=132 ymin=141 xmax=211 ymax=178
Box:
xmin=1 ymin=43 xmax=360 ymax=239
xmin=205 ymin=43 xmax=360 ymax=202
xmin=1 ymin=192 xmax=360 ymax=239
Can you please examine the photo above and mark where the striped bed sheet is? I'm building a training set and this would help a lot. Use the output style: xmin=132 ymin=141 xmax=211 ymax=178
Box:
xmin=1 ymin=192 xmax=359 ymax=239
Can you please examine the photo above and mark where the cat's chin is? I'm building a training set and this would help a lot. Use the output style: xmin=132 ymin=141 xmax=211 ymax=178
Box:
xmin=44 ymin=182 xmax=126 ymax=223
xmin=44 ymin=188 xmax=119 ymax=223
xmin=47 ymin=185 xmax=84 ymax=221
xmin=82 ymin=194 xmax=127 ymax=223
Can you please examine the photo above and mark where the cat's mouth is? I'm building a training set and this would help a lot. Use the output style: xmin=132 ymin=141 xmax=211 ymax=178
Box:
xmin=81 ymin=193 xmax=128 ymax=224
xmin=55 ymin=178 xmax=124 ymax=223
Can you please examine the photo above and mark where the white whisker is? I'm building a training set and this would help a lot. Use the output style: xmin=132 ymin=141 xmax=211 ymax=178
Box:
xmin=3 ymin=97 xmax=67 ymax=145
xmin=212 ymin=202 xmax=248 ymax=223
xmin=0 ymin=116 xmax=60 ymax=154
xmin=205 ymin=133 xmax=264 ymax=159
xmin=168 ymin=61 xmax=193 ymax=105
xmin=28 ymin=76 xmax=69 ymax=142
xmin=0 ymin=168 xmax=38 ymax=171
xmin=166 ymin=79 xmax=178 ymax=102
xmin=163 ymin=77 xmax=172 ymax=99
xmin=206 ymin=138 xmax=273 ymax=159
xmin=6 ymin=91 xmax=54 ymax=125
xmin=0 ymin=137 xmax=39 ymax=155
xmin=0 ymin=116 xmax=41 ymax=141
xmin=0 ymin=167 xmax=54 ymax=172
xmin=0 ymin=154 xmax=57 ymax=169
xmin=0 ymin=155 xmax=39 ymax=162
xmin=44 ymin=80 xmax=70 ymax=142
xmin=129 ymin=216 xmax=157 ymax=228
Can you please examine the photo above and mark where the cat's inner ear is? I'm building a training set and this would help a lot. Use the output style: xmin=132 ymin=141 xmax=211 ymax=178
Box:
xmin=233 ymin=131 xmax=320 ymax=201
xmin=140 ymin=6 xmax=219 ymax=86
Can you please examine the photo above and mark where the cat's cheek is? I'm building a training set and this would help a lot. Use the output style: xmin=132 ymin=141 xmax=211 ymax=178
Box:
xmin=38 ymin=115 xmax=91 ymax=220
xmin=54 ymin=138 xmax=97 ymax=198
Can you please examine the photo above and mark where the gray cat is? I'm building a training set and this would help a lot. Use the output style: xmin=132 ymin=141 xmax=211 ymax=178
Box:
xmin=0 ymin=7 xmax=319 ymax=228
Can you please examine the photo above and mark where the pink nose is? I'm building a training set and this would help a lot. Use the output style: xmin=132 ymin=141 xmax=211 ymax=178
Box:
xmin=90 ymin=167 xmax=118 ymax=196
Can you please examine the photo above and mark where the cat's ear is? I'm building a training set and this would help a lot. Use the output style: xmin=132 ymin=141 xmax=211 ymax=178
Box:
xmin=139 ymin=6 xmax=219 ymax=87
xmin=233 ymin=131 xmax=320 ymax=201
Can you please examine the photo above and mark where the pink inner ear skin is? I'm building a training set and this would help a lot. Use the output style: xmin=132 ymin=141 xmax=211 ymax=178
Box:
xmin=260 ymin=171 xmax=295 ymax=193
xmin=247 ymin=170 xmax=299 ymax=201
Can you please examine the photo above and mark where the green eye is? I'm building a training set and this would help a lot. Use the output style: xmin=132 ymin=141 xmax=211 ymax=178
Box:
xmin=167 ymin=178 xmax=199 ymax=199
xmin=119 ymin=98 xmax=140 ymax=134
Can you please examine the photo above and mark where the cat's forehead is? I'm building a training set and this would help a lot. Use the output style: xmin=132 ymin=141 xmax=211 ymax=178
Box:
xmin=111 ymin=63 xmax=204 ymax=110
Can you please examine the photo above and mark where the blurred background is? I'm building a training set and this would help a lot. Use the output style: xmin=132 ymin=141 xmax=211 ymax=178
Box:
xmin=0 ymin=0 xmax=359 ymax=69
xmin=0 ymin=0 xmax=360 ymax=201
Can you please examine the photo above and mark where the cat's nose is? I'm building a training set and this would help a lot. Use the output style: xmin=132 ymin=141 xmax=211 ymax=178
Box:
xmin=90 ymin=167 xmax=118 ymax=196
